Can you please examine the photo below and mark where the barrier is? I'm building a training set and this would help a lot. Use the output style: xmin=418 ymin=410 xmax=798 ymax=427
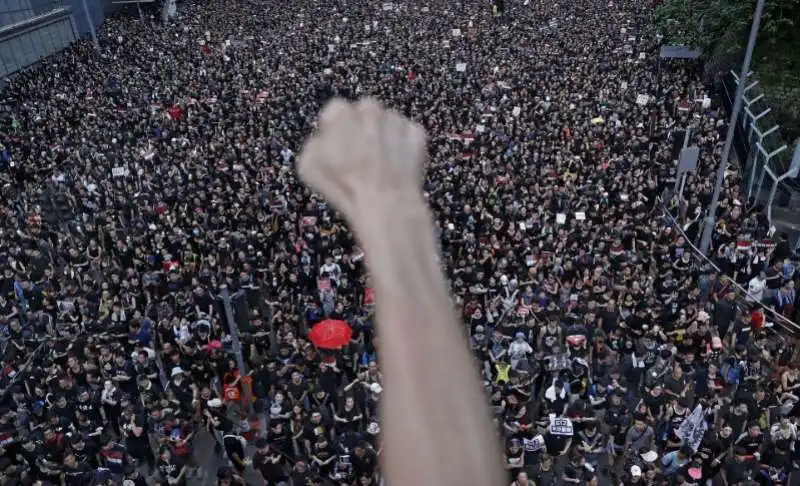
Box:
xmin=659 ymin=198 xmax=800 ymax=337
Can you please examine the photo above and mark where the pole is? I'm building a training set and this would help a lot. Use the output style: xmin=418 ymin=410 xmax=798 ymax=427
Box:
xmin=81 ymin=0 xmax=99 ymax=49
xmin=698 ymin=0 xmax=766 ymax=256
xmin=673 ymin=127 xmax=692 ymax=196
xmin=218 ymin=285 xmax=254 ymax=415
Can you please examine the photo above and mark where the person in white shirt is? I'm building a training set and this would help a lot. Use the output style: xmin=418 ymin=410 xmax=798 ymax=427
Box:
xmin=747 ymin=271 xmax=766 ymax=302
xmin=508 ymin=332 xmax=533 ymax=370
xmin=319 ymin=256 xmax=342 ymax=283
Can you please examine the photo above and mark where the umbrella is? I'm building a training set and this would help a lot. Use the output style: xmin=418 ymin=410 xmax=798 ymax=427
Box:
xmin=309 ymin=319 xmax=352 ymax=349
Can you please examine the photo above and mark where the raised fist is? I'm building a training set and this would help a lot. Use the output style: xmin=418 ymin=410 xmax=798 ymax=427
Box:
xmin=297 ymin=98 xmax=427 ymax=222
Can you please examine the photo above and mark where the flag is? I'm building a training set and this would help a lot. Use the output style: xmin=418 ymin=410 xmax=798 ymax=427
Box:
xmin=677 ymin=405 xmax=707 ymax=451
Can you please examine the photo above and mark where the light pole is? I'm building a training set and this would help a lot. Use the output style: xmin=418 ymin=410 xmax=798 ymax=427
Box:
xmin=698 ymin=0 xmax=767 ymax=256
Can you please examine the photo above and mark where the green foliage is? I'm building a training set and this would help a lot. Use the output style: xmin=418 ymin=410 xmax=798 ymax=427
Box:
xmin=654 ymin=0 xmax=800 ymax=79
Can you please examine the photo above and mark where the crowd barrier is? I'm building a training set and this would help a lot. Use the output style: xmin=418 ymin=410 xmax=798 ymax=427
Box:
xmin=659 ymin=198 xmax=800 ymax=338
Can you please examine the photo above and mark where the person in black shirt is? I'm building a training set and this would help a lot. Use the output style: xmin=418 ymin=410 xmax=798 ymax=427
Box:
xmin=123 ymin=463 xmax=149 ymax=486
xmin=724 ymin=447 xmax=756 ymax=485
xmin=222 ymin=432 xmax=247 ymax=475
xmin=156 ymin=446 xmax=187 ymax=486
xmin=252 ymin=438 xmax=288 ymax=486
xmin=61 ymin=453 xmax=93 ymax=486
xmin=68 ymin=434 xmax=100 ymax=469
xmin=350 ymin=442 xmax=377 ymax=480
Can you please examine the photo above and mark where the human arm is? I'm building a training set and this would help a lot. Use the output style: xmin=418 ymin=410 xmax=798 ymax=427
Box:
xmin=297 ymin=98 xmax=504 ymax=486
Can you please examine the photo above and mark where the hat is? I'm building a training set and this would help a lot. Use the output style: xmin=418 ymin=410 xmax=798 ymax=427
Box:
xmin=630 ymin=465 xmax=642 ymax=477
xmin=207 ymin=398 xmax=223 ymax=408
xmin=688 ymin=467 xmax=702 ymax=480
xmin=640 ymin=450 xmax=658 ymax=462
xmin=171 ymin=367 xmax=185 ymax=377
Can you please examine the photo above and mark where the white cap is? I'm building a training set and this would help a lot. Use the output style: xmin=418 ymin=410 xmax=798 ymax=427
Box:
xmin=171 ymin=366 xmax=185 ymax=377
xmin=630 ymin=465 xmax=642 ymax=477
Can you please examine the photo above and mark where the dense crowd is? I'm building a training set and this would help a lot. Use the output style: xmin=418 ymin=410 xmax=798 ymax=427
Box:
xmin=0 ymin=0 xmax=800 ymax=485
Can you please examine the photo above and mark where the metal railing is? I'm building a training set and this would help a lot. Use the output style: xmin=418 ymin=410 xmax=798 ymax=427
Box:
xmin=720 ymin=72 xmax=798 ymax=212
xmin=660 ymin=198 xmax=800 ymax=337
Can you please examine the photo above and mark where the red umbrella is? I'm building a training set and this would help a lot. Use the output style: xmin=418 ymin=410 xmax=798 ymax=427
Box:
xmin=309 ymin=319 xmax=352 ymax=350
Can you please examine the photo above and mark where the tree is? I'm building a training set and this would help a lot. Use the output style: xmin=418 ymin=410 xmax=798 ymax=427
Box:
xmin=654 ymin=0 xmax=800 ymax=84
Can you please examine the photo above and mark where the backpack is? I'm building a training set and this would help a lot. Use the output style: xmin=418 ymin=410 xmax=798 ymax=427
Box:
xmin=721 ymin=358 xmax=742 ymax=385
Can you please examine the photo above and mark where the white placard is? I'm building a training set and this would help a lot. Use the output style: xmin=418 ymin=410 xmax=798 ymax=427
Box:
xmin=442 ymin=39 xmax=450 ymax=47
xmin=635 ymin=94 xmax=649 ymax=106
xmin=421 ymin=6 xmax=429 ymax=11
xmin=575 ymin=212 xmax=586 ymax=221
xmin=452 ymin=28 xmax=461 ymax=37
xmin=328 ymin=44 xmax=335 ymax=52
xmin=620 ymin=194 xmax=629 ymax=201
xmin=638 ymin=52 xmax=646 ymax=60
xmin=556 ymin=213 xmax=567 ymax=224
xmin=323 ymin=68 xmax=333 ymax=75
xmin=620 ymin=28 xmax=627 ymax=34
xmin=455 ymin=62 xmax=467 ymax=72
xmin=512 ymin=106 xmax=521 ymax=117
xmin=382 ymin=2 xmax=393 ymax=9
xmin=549 ymin=417 xmax=574 ymax=436
xmin=621 ymin=81 xmax=628 ymax=90
xmin=702 ymin=96 xmax=711 ymax=109
xmin=112 ymin=167 xmax=126 ymax=178
xmin=475 ymin=124 xmax=486 ymax=133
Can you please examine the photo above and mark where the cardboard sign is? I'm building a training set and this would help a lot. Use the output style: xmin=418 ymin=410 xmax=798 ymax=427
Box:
xmin=455 ymin=62 xmax=467 ymax=72
xmin=556 ymin=213 xmax=567 ymax=224
xmin=575 ymin=212 xmax=586 ymax=221
xmin=635 ymin=94 xmax=649 ymax=106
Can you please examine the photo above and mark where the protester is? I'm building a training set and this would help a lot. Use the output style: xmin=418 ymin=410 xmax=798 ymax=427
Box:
xmin=0 ymin=0 xmax=799 ymax=484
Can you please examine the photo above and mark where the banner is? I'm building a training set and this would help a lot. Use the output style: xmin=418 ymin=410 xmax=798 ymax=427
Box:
xmin=677 ymin=405 xmax=707 ymax=451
